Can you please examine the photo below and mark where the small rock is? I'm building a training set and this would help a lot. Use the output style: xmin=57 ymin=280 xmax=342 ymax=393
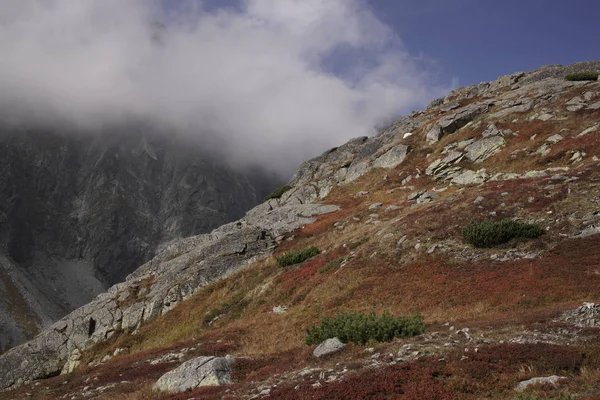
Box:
xmin=313 ymin=338 xmax=346 ymax=358
xmin=515 ymin=376 xmax=565 ymax=392
xmin=369 ymin=203 xmax=383 ymax=211
xmin=397 ymin=236 xmax=408 ymax=246
xmin=272 ymin=306 xmax=288 ymax=314
xmin=546 ymin=134 xmax=563 ymax=144
xmin=473 ymin=196 xmax=484 ymax=204
xmin=385 ymin=205 xmax=400 ymax=212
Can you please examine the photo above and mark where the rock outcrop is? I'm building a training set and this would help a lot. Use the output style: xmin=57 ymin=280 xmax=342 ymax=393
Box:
xmin=0 ymin=202 xmax=338 ymax=390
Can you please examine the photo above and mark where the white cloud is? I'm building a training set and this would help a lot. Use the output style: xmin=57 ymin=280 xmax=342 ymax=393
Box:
xmin=0 ymin=0 xmax=449 ymax=176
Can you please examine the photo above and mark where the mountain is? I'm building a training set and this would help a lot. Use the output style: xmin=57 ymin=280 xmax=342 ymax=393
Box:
xmin=0 ymin=125 xmax=276 ymax=351
xmin=1 ymin=61 xmax=600 ymax=399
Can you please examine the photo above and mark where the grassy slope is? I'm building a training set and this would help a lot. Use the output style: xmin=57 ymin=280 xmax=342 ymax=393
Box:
xmin=3 ymin=83 xmax=600 ymax=400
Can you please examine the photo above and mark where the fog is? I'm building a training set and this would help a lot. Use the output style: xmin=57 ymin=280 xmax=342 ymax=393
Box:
xmin=0 ymin=0 xmax=449 ymax=176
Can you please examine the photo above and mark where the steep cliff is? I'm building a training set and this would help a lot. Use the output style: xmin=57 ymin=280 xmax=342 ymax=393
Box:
xmin=0 ymin=126 xmax=275 ymax=350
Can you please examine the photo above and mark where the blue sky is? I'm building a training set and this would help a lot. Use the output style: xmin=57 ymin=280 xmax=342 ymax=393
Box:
xmin=368 ymin=0 xmax=600 ymax=86
xmin=163 ymin=0 xmax=600 ymax=87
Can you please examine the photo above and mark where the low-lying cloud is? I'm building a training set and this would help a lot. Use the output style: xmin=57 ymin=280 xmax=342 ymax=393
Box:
xmin=0 ymin=0 xmax=449 ymax=176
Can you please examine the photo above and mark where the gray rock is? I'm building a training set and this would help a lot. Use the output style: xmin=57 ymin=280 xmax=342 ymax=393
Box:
xmin=481 ymin=123 xmax=501 ymax=137
xmin=272 ymin=306 xmax=288 ymax=314
xmin=369 ymin=203 xmax=384 ymax=211
xmin=153 ymin=356 xmax=235 ymax=393
xmin=372 ymin=144 xmax=409 ymax=169
xmin=426 ymin=125 xmax=443 ymax=144
xmin=313 ymin=338 xmax=346 ymax=358
xmin=385 ymin=205 xmax=401 ymax=212
xmin=438 ymin=102 xmax=489 ymax=135
xmin=535 ymin=144 xmax=551 ymax=157
xmin=515 ymin=375 xmax=565 ymax=392
xmin=451 ymin=170 xmax=487 ymax=185
xmin=464 ymin=136 xmax=506 ymax=163
xmin=426 ymin=97 xmax=444 ymax=109
xmin=474 ymin=196 xmax=485 ymax=204
xmin=523 ymin=170 xmax=548 ymax=179
xmin=546 ymin=134 xmax=563 ymax=144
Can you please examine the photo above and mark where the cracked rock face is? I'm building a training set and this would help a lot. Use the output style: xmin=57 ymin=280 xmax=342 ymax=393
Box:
xmin=153 ymin=356 xmax=235 ymax=393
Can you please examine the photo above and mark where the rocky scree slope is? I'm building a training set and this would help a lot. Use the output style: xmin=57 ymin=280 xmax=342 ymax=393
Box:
xmin=0 ymin=127 xmax=274 ymax=351
xmin=1 ymin=61 xmax=600 ymax=398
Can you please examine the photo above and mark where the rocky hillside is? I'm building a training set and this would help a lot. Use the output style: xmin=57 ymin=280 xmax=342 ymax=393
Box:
xmin=1 ymin=61 xmax=600 ymax=399
xmin=0 ymin=126 xmax=275 ymax=351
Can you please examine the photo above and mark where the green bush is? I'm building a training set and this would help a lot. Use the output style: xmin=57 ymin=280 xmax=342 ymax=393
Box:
xmin=306 ymin=311 xmax=425 ymax=345
xmin=463 ymin=219 xmax=544 ymax=248
xmin=565 ymin=71 xmax=599 ymax=81
xmin=276 ymin=246 xmax=320 ymax=267
xmin=264 ymin=185 xmax=292 ymax=201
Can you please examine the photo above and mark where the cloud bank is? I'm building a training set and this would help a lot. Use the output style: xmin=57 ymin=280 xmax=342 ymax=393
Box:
xmin=0 ymin=0 xmax=449 ymax=176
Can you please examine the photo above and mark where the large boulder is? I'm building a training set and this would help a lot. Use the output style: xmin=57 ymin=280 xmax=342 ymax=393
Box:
xmin=153 ymin=356 xmax=235 ymax=393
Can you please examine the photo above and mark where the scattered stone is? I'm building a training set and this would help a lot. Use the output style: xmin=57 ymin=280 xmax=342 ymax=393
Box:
xmin=560 ymin=303 xmax=600 ymax=327
xmin=537 ymin=113 xmax=555 ymax=121
xmin=369 ymin=203 xmax=383 ymax=211
xmin=523 ymin=170 xmax=548 ymax=178
xmin=385 ymin=205 xmax=401 ymax=212
xmin=451 ymin=170 xmax=487 ymax=185
xmin=546 ymin=134 xmax=563 ymax=144
xmin=535 ymin=144 xmax=551 ymax=157
xmin=481 ymin=123 xmax=501 ymax=137
xmin=272 ymin=306 xmax=288 ymax=314
xmin=515 ymin=376 xmax=566 ymax=392
xmin=570 ymin=151 xmax=585 ymax=163
xmin=355 ymin=191 xmax=369 ymax=197
xmin=153 ymin=356 xmax=235 ymax=393
xmin=397 ymin=236 xmax=408 ymax=246
xmin=474 ymin=196 xmax=484 ymax=204
xmin=313 ymin=338 xmax=346 ymax=358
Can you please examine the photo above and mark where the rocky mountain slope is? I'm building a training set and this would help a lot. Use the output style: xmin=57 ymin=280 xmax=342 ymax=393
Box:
xmin=1 ymin=61 xmax=600 ymax=399
xmin=0 ymin=126 xmax=275 ymax=351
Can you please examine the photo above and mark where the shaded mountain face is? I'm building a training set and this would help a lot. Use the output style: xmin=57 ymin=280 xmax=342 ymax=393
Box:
xmin=0 ymin=126 xmax=276 ymax=351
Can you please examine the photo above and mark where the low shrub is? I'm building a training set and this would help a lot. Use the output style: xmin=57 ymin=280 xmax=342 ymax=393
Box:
xmin=306 ymin=311 xmax=425 ymax=345
xmin=463 ymin=219 xmax=544 ymax=248
xmin=318 ymin=259 xmax=342 ymax=274
xmin=276 ymin=246 xmax=320 ymax=268
xmin=565 ymin=71 xmax=599 ymax=81
xmin=349 ymin=237 xmax=369 ymax=250
xmin=263 ymin=185 xmax=292 ymax=201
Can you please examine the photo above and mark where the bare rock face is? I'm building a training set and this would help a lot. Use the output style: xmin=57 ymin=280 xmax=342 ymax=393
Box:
xmin=0 ymin=127 xmax=275 ymax=351
xmin=0 ymin=202 xmax=339 ymax=390
xmin=153 ymin=356 xmax=235 ymax=393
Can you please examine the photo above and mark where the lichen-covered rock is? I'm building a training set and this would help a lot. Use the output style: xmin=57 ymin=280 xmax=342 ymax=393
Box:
xmin=153 ymin=356 xmax=235 ymax=393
